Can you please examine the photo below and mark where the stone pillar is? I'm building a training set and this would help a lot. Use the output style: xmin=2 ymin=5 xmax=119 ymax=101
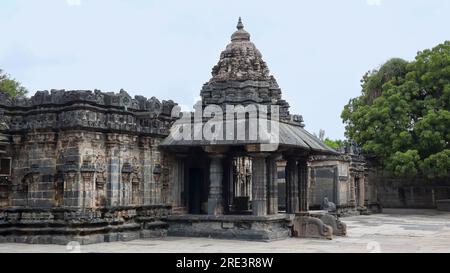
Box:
xmin=298 ymin=159 xmax=309 ymax=212
xmin=131 ymin=176 xmax=141 ymax=205
xmin=140 ymin=137 xmax=152 ymax=205
xmin=120 ymin=170 xmax=131 ymax=206
xmin=251 ymin=153 xmax=268 ymax=216
xmin=267 ymin=157 xmax=278 ymax=215
xmin=223 ymin=157 xmax=233 ymax=214
xmin=63 ymin=171 xmax=78 ymax=208
xmin=350 ymin=174 xmax=356 ymax=207
xmin=151 ymin=139 xmax=163 ymax=204
xmin=208 ymin=154 xmax=224 ymax=215
xmin=81 ymin=171 xmax=95 ymax=209
xmin=285 ymin=157 xmax=299 ymax=214
xmin=364 ymin=174 xmax=369 ymax=207
xmin=80 ymin=157 xmax=97 ymax=209
xmin=106 ymin=133 xmax=120 ymax=207
xmin=171 ymin=155 xmax=185 ymax=212
xmin=10 ymin=135 xmax=23 ymax=207
xmin=333 ymin=166 xmax=340 ymax=206
xmin=359 ymin=175 xmax=366 ymax=208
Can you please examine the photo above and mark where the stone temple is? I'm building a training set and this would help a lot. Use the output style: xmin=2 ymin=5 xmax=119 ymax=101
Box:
xmin=0 ymin=18 xmax=375 ymax=244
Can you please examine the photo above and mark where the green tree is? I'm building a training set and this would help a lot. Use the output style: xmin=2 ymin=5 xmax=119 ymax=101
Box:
xmin=324 ymin=138 xmax=344 ymax=150
xmin=342 ymin=41 xmax=450 ymax=178
xmin=315 ymin=129 xmax=344 ymax=150
xmin=0 ymin=69 xmax=28 ymax=97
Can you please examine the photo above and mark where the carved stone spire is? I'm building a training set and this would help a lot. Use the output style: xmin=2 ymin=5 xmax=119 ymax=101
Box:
xmin=200 ymin=18 xmax=293 ymax=122
xmin=210 ymin=18 xmax=268 ymax=82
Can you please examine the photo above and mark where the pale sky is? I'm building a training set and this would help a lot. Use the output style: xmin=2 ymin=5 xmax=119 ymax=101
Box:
xmin=1 ymin=0 xmax=449 ymax=139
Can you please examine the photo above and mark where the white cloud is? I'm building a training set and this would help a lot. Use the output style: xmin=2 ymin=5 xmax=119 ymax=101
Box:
xmin=366 ymin=0 xmax=383 ymax=6
xmin=66 ymin=0 xmax=81 ymax=7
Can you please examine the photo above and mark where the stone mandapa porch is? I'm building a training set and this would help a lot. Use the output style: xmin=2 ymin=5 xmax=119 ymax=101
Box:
xmin=159 ymin=18 xmax=344 ymax=241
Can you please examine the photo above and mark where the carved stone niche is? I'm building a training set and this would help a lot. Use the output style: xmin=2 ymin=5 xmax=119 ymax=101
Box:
xmin=121 ymin=162 xmax=132 ymax=188
xmin=119 ymin=162 xmax=132 ymax=205
xmin=131 ymin=173 xmax=141 ymax=205
xmin=122 ymin=160 xmax=142 ymax=205
xmin=95 ymin=170 xmax=107 ymax=207
xmin=94 ymin=155 xmax=106 ymax=190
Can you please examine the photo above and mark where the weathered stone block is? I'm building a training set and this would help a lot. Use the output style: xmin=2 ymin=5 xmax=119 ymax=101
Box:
xmin=291 ymin=215 xmax=333 ymax=240
xmin=318 ymin=214 xmax=347 ymax=236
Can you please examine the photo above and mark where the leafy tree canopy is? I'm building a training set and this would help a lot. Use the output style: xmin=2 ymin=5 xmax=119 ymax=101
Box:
xmin=342 ymin=41 xmax=450 ymax=178
xmin=0 ymin=69 xmax=28 ymax=98
xmin=314 ymin=129 xmax=344 ymax=151
xmin=324 ymin=138 xmax=344 ymax=150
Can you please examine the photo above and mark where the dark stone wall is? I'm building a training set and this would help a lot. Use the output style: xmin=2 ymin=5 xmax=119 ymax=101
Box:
xmin=310 ymin=167 xmax=336 ymax=207
xmin=0 ymin=89 xmax=179 ymax=244
xmin=0 ymin=89 xmax=178 ymax=210
xmin=369 ymin=169 xmax=450 ymax=209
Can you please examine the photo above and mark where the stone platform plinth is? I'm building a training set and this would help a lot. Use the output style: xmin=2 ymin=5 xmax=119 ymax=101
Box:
xmin=0 ymin=205 xmax=171 ymax=245
xmin=166 ymin=214 xmax=291 ymax=241
xmin=436 ymin=200 xmax=450 ymax=211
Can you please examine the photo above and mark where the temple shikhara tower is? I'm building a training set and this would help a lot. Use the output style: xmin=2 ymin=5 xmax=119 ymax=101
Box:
xmin=0 ymin=18 xmax=366 ymax=244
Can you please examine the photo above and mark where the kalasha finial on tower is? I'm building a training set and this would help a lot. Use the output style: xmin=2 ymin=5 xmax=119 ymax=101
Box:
xmin=231 ymin=17 xmax=250 ymax=42
xmin=237 ymin=17 xmax=244 ymax=30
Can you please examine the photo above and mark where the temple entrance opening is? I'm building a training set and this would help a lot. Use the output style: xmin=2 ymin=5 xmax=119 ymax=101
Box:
xmin=188 ymin=168 xmax=207 ymax=214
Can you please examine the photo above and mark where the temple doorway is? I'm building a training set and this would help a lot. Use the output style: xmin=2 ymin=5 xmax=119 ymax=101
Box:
xmin=188 ymin=168 xmax=207 ymax=214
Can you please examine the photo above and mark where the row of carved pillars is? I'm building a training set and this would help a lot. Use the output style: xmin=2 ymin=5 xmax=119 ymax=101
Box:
xmin=285 ymin=157 xmax=309 ymax=214
xmin=203 ymin=153 xmax=309 ymax=216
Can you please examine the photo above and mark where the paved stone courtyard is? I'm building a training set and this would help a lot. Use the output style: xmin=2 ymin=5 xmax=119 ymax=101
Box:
xmin=1 ymin=209 xmax=450 ymax=253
